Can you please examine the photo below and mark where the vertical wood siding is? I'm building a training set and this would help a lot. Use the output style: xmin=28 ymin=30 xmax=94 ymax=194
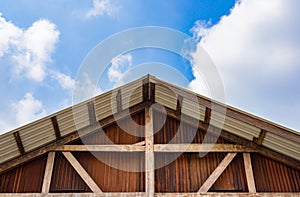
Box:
xmin=252 ymin=153 xmax=300 ymax=192
xmin=0 ymin=155 xmax=47 ymax=192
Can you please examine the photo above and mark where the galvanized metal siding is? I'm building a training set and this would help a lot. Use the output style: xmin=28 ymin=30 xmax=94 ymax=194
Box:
xmin=252 ymin=153 xmax=300 ymax=192
xmin=210 ymin=111 xmax=261 ymax=141
xmin=263 ymin=132 xmax=300 ymax=161
xmin=0 ymin=132 xmax=19 ymax=163
xmin=94 ymin=79 xmax=143 ymax=121
xmin=0 ymin=155 xmax=47 ymax=193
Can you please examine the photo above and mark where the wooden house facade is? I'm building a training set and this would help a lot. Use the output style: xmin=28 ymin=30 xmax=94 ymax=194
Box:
xmin=0 ymin=75 xmax=299 ymax=196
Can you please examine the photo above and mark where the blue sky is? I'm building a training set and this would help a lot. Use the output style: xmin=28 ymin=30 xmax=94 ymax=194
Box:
xmin=0 ymin=0 xmax=300 ymax=133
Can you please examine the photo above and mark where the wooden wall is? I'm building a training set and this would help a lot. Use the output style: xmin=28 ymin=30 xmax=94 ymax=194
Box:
xmin=0 ymin=110 xmax=299 ymax=193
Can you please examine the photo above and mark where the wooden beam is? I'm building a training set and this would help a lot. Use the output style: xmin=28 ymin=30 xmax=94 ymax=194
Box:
xmin=175 ymin=95 xmax=183 ymax=116
xmin=152 ymin=105 xmax=300 ymax=170
xmin=133 ymin=141 xmax=146 ymax=146
xmin=51 ymin=116 xmax=61 ymax=140
xmin=253 ymin=129 xmax=266 ymax=145
xmin=198 ymin=153 xmax=237 ymax=193
xmin=87 ymin=101 xmax=97 ymax=125
xmin=62 ymin=152 xmax=102 ymax=193
xmin=204 ymin=107 xmax=211 ymax=125
xmin=145 ymin=106 xmax=154 ymax=197
xmin=0 ymin=102 xmax=148 ymax=174
xmin=54 ymin=145 xmax=145 ymax=152
xmin=154 ymin=144 xmax=257 ymax=153
xmin=116 ymin=89 xmax=122 ymax=113
xmin=149 ymin=77 xmax=300 ymax=144
xmin=42 ymin=152 xmax=55 ymax=193
xmin=243 ymin=153 xmax=256 ymax=193
xmin=13 ymin=131 xmax=25 ymax=155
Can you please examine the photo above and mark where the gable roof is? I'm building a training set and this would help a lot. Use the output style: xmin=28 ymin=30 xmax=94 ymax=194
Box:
xmin=0 ymin=75 xmax=299 ymax=172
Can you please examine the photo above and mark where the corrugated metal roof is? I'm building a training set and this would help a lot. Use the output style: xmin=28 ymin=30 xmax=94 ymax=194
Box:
xmin=0 ymin=75 xmax=299 ymax=165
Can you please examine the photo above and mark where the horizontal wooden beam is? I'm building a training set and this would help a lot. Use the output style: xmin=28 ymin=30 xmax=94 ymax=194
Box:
xmin=54 ymin=145 xmax=145 ymax=152
xmin=154 ymin=144 xmax=257 ymax=153
xmin=52 ymin=144 xmax=256 ymax=153
xmin=1 ymin=193 xmax=300 ymax=197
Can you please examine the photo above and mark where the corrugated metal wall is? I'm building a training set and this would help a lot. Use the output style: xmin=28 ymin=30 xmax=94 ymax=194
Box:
xmin=252 ymin=153 xmax=300 ymax=192
xmin=155 ymin=153 xmax=247 ymax=192
xmin=0 ymin=155 xmax=47 ymax=193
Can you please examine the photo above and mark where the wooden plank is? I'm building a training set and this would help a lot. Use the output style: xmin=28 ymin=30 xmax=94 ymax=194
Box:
xmin=54 ymin=145 xmax=145 ymax=152
xmin=175 ymin=95 xmax=183 ymax=116
xmin=51 ymin=116 xmax=61 ymax=139
xmin=13 ymin=131 xmax=25 ymax=155
xmin=62 ymin=152 xmax=102 ymax=193
xmin=198 ymin=153 xmax=237 ymax=193
xmin=253 ymin=129 xmax=266 ymax=145
xmin=154 ymin=144 xmax=257 ymax=153
xmin=145 ymin=106 xmax=154 ymax=197
xmin=153 ymin=105 xmax=300 ymax=170
xmin=133 ymin=141 xmax=145 ymax=146
xmin=204 ymin=107 xmax=211 ymax=125
xmin=116 ymin=89 xmax=122 ymax=113
xmin=42 ymin=152 xmax=56 ymax=193
xmin=243 ymin=153 xmax=256 ymax=193
xmin=0 ymin=102 xmax=148 ymax=174
xmin=149 ymin=77 xmax=300 ymax=144
xmin=87 ymin=101 xmax=97 ymax=125
xmin=0 ymin=193 xmax=147 ymax=197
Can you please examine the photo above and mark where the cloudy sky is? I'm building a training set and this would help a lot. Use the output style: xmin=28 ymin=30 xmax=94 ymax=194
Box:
xmin=0 ymin=0 xmax=299 ymax=133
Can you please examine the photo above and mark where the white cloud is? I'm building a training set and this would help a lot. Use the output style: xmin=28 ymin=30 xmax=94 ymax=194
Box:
xmin=50 ymin=71 xmax=75 ymax=91
xmin=86 ymin=0 xmax=118 ymax=18
xmin=13 ymin=93 xmax=46 ymax=126
xmin=189 ymin=0 xmax=300 ymax=130
xmin=73 ymin=72 xmax=102 ymax=103
xmin=108 ymin=54 xmax=132 ymax=84
xmin=0 ymin=13 xmax=59 ymax=82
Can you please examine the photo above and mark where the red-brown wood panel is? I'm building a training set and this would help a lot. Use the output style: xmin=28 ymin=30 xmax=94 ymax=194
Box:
xmin=0 ymin=155 xmax=47 ymax=193
xmin=155 ymin=153 xmax=247 ymax=192
xmin=252 ymin=153 xmax=300 ymax=192
xmin=74 ymin=152 xmax=145 ymax=192
xmin=78 ymin=111 xmax=145 ymax=145
xmin=153 ymin=111 xmax=232 ymax=144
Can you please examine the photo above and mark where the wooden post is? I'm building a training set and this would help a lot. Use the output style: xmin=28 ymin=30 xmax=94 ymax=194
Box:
xmin=145 ymin=106 xmax=154 ymax=197
xmin=243 ymin=153 xmax=256 ymax=193
xmin=42 ymin=152 xmax=56 ymax=193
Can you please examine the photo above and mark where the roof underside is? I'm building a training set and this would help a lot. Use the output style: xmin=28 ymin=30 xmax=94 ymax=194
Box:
xmin=0 ymin=75 xmax=299 ymax=167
